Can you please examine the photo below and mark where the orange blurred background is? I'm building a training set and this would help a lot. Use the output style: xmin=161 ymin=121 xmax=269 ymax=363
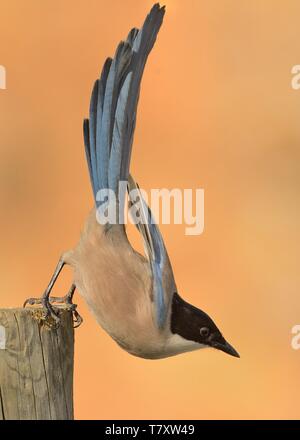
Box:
xmin=0 ymin=0 xmax=300 ymax=419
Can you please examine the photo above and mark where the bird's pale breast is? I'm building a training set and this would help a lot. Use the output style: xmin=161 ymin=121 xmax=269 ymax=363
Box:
xmin=64 ymin=210 xmax=170 ymax=357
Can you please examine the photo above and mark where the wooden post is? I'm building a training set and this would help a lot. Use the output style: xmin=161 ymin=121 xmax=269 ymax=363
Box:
xmin=0 ymin=307 xmax=74 ymax=420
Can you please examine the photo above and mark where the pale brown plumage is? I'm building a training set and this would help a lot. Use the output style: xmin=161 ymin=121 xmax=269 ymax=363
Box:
xmin=63 ymin=209 xmax=177 ymax=359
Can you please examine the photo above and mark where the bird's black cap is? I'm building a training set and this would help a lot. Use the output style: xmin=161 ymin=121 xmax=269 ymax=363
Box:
xmin=171 ymin=292 xmax=240 ymax=358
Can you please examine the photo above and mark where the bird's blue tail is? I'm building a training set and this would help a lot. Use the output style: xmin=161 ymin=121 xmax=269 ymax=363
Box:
xmin=83 ymin=4 xmax=165 ymax=220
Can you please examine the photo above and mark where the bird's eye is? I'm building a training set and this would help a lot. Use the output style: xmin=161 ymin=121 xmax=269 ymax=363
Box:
xmin=200 ymin=327 xmax=210 ymax=338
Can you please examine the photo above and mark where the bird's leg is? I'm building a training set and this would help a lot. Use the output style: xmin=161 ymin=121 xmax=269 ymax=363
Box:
xmin=23 ymin=259 xmax=66 ymax=327
xmin=66 ymin=284 xmax=83 ymax=328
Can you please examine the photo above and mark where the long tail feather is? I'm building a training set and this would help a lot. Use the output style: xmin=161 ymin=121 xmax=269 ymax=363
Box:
xmin=83 ymin=4 xmax=165 ymax=217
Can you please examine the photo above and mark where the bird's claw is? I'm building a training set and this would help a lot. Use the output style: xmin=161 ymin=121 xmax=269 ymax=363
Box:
xmin=24 ymin=295 xmax=61 ymax=327
xmin=23 ymin=294 xmax=83 ymax=328
xmin=42 ymin=298 xmax=61 ymax=327
xmin=73 ymin=309 xmax=83 ymax=328
xmin=44 ymin=295 xmax=83 ymax=328
xmin=23 ymin=297 xmax=42 ymax=307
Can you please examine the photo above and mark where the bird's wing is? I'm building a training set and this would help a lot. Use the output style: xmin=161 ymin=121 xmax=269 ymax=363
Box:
xmin=128 ymin=175 xmax=176 ymax=329
xmin=83 ymin=4 xmax=165 ymax=222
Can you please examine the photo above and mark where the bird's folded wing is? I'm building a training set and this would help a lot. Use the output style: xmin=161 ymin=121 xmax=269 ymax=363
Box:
xmin=128 ymin=174 xmax=174 ymax=329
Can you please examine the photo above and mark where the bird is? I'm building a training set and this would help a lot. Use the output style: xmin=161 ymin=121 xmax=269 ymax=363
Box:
xmin=24 ymin=3 xmax=239 ymax=360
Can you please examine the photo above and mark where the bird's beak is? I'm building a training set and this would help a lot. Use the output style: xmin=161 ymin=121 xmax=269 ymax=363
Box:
xmin=212 ymin=340 xmax=240 ymax=358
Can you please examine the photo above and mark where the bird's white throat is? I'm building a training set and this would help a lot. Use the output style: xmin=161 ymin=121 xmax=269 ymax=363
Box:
xmin=165 ymin=333 xmax=206 ymax=356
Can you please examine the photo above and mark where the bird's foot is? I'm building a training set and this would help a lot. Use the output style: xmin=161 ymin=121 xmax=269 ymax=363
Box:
xmin=47 ymin=294 xmax=83 ymax=328
xmin=23 ymin=294 xmax=61 ymax=328
xmin=24 ymin=290 xmax=83 ymax=328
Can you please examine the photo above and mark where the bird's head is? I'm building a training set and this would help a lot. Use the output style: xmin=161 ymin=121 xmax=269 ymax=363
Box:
xmin=170 ymin=292 xmax=240 ymax=358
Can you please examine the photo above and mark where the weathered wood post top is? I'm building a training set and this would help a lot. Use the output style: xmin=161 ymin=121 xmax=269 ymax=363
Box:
xmin=0 ymin=307 xmax=74 ymax=420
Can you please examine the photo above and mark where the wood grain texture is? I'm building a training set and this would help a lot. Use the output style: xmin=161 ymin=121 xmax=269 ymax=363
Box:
xmin=0 ymin=308 xmax=74 ymax=420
